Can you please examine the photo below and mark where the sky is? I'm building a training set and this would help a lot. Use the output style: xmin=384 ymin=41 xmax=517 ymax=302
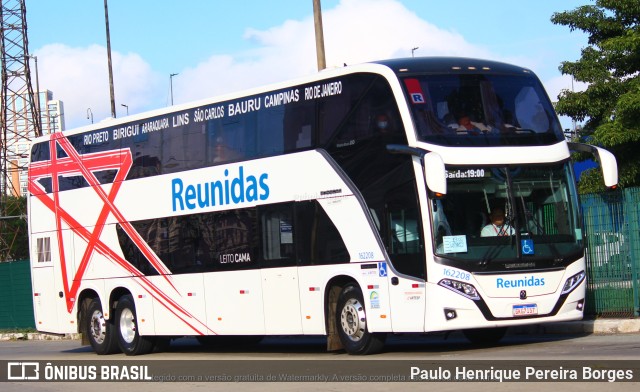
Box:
xmin=25 ymin=0 xmax=591 ymax=130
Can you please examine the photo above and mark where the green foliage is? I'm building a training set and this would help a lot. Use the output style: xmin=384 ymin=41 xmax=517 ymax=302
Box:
xmin=0 ymin=196 xmax=29 ymax=261
xmin=552 ymin=0 xmax=640 ymax=192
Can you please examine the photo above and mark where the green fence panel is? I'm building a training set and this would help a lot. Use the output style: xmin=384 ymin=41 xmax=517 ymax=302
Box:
xmin=581 ymin=188 xmax=640 ymax=318
xmin=0 ymin=259 xmax=35 ymax=329
xmin=624 ymin=187 xmax=640 ymax=316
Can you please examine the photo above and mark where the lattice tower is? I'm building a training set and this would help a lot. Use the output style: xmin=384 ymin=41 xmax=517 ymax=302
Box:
xmin=0 ymin=0 xmax=39 ymax=260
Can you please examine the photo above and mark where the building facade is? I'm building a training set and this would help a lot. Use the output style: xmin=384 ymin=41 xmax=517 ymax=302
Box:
xmin=4 ymin=89 xmax=65 ymax=197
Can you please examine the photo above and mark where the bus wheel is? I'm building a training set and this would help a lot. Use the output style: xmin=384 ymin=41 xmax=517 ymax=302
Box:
xmin=463 ymin=327 xmax=508 ymax=345
xmin=336 ymin=284 xmax=386 ymax=355
xmin=115 ymin=294 xmax=155 ymax=355
xmin=85 ymin=298 xmax=119 ymax=354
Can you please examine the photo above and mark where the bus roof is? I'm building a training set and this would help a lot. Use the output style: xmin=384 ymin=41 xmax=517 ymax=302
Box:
xmin=374 ymin=57 xmax=533 ymax=76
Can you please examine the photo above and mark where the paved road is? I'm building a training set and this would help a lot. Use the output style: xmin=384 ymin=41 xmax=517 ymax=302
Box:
xmin=2 ymin=332 xmax=639 ymax=391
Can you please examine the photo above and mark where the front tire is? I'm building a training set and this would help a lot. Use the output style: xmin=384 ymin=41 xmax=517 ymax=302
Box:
xmin=336 ymin=284 xmax=386 ymax=355
xmin=115 ymin=294 xmax=155 ymax=355
xmin=85 ymin=298 xmax=119 ymax=355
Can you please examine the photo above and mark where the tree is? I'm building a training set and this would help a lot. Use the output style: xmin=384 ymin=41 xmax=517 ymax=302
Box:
xmin=552 ymin=0 xmax=640 ymax=193
xmin=0 ymin=196 xmax=29 ymax=261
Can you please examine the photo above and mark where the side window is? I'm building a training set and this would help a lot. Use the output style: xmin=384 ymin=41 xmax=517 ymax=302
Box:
xmin=31 ymin=141 xmax=50 ymax=163
xmin=258 ymin=201 xmax=350 ymax=267
xmin=256 ymin=106 xmax=284 ymax=156
xmin=282 ymin=98 xmax=315 ymax=152
xmin=255 ymin=91 xmax=316 ymax=157
xmin=161 ymin=118 xmax=208 ymax=174
xmin=116 ymin=222 xmax=161 ymax=276
xmin=296 ymin=200 xmax=350 ymax=265
xmin=119 ymin=207 xmax=259 ymax=275
xmin=385 ymin=182 xmax=425 ymax=279
xmin=55 ymin=136 xmax=91 ymax=191
xmin=320 ymin=75 xmax=404 ymax=150
xmin=259 ymin=203 xmax=296 ymax=267
xmin=514 ymin=86 xmax=550 ymax=132
xmin=57 ymin=175 xmax=89 ymax=192
xmin=213 ymin=113 xmax=252 ymax=164
xmin=36 ymin=237 xmax=51 ymax=263
xmin=213 ymin=209 xmax=258 ymax=271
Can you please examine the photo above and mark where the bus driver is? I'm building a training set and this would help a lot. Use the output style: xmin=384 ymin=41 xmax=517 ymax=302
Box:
xmin=480 ymin=207 xmax=515 ymax=237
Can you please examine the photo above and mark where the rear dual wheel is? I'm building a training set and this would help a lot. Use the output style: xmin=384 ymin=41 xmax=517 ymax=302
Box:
xmin=85 ymin=298 xmax=119 ymax=355
xmin=115 ymin=294 xmax=155 ymax=355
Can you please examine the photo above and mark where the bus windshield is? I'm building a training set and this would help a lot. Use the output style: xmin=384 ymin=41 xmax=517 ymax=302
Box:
xmin=431 ymin=162 xmax=582 ymax=271
xmin=402 ymin=74 xmax=565 ymax=146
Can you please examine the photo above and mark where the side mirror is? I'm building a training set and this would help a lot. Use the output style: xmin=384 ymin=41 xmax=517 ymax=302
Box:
xmin=423 ymin=152 xmax=447 ymax=196
xmin=385 ymin=145 xmax=447 ymax=196
xmin=568 ymin=142 xmax=619 ymax=188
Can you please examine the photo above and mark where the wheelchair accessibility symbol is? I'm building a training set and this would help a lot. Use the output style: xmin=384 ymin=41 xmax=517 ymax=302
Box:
xmin=521 ymin=239 xmax=535 ymax=255
xmin=378 ymin=262 xmax=388 ymax=277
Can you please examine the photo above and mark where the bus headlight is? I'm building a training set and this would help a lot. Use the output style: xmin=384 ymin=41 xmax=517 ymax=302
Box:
xmin=561 ymin=271 xmax=585 ymax=295
xmin=438 ymin=279 xmax=480 ymax=300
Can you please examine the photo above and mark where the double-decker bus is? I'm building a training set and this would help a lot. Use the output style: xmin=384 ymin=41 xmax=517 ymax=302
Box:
xmin=28 ymin=57 xmax=617 ymax=355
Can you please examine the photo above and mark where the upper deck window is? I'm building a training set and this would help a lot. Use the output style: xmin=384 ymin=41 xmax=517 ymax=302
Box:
xmin=402 ymin=74 xmax=565 ymax=146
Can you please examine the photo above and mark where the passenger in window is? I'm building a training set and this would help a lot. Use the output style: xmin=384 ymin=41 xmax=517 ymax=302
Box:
xmin=480 ymin=207 xmax=515 ymax=237
xmin=442 ymin=113 xmax=458 ymax=129
xmin=456 ymin=113 xmax=490 ymax=135
xmin=374 ymin=114 xmax=392 ymax=133
xmin=374 ymin=113 xmax=404 ymax=141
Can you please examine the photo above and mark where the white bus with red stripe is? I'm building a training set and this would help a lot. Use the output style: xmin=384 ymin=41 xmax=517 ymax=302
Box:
xmin=28 ymin=57 xmax=617 ymax=355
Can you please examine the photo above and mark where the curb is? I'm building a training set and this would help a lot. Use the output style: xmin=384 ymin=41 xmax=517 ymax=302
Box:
xmin=0 ymin=333 xmax=80 ymax=341
xmin=2 ymin=320 xmax=639 ymax=341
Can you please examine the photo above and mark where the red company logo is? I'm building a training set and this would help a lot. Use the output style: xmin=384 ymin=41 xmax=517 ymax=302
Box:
xmin=28 ymin=133 xmax=211 ymax=335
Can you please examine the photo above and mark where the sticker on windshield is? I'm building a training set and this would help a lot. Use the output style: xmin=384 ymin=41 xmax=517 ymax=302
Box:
xmin=442 ymin=235 xmax=468 ymax=253
xmin=521 ymin=239 xmax=535 ymax=255
xmin=404 ymin=78 xmax=426 ymax=104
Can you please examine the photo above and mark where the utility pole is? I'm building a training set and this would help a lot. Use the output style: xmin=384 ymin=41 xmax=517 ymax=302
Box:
xmin=312 ymin=0 xmax=326 ymax=71
xmin=28 ymin=54 xmax=41 ymax=134
xmin=170 ymin=73 xmax=178 ymax=105
xmin=104 ymin=0 xmax=116 ymax=118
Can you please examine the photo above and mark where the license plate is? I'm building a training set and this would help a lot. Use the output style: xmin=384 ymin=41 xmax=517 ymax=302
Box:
xmin=513 ymin=304 xmax=538 ymax=316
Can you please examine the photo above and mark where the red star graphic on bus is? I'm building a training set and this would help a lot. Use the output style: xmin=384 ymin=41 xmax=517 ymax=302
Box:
xmin=28 ymin=132 xmax=211 ymax=335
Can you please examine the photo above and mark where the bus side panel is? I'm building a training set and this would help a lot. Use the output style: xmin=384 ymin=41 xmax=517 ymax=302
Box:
xmin=386 ymin=271 xmax=426 ymax=333
xmin=297 ymin=266 xmax=330 ymax=334
xmin=204 ymin=270 xmax=265 ymax=335
xmin=261 ymin=266 xmax=303 ymax=334
xmin=30 ymin=230 xmax=73 ymax=334
xmin=147 ymin=273 xmax=207 ymax=336
xmin=28 ymin=196 xmax=56 ymax=234
xmin=31 ymin=265 xmax=61 ymax=333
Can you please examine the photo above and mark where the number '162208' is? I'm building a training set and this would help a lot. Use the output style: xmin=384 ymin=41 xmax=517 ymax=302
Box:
xmin=443 ymin=268 xmax=471 ymax=281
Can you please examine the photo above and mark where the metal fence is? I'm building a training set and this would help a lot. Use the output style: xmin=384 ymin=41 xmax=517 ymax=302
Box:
xmin=582 ymin=187 xmax=640 ymax=318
